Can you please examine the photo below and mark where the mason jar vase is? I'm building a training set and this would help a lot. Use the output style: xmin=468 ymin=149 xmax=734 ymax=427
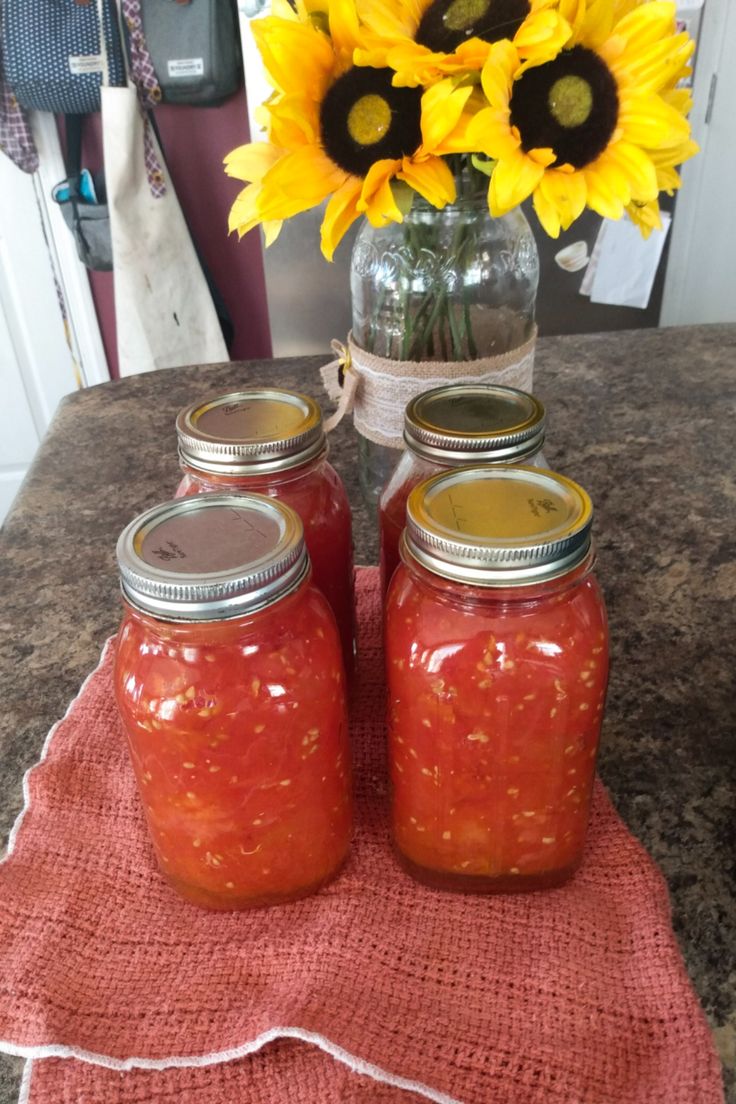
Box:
xmin=350 ymin=182 xmax=539 ymax=505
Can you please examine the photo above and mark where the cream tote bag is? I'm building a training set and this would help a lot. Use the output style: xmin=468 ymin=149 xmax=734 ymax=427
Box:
xmin=99 ymin=0 xmax=228 ymax=375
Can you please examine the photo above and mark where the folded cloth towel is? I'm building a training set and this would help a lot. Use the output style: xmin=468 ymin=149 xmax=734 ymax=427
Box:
xmin=24 ymin=1039 xmax=424 ymax=1101
xmin=0 ymin=569 xmax=724 ymax=1104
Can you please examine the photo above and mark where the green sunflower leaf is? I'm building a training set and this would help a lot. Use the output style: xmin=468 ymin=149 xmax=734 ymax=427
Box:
xmin=391 ymin=179 xmax=415 ymax=217
xmin=308 ymin=10 xmax=330 ymax=35
xmin=471 ymin=154 xmax=496 ymax=178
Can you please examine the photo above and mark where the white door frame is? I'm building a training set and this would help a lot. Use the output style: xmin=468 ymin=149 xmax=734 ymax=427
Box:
xmin=30 ymin=112 xmax=110 ymax=386
xmin=661 ymin=0 xmax=735 ymax=326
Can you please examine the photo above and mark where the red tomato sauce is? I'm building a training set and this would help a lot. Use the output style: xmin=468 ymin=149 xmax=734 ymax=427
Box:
xmin=385 ymin=559 xmax=609 ymax=892
xmin=115 ymin=581 xmax=352 ymax=909
xmin=177 ymin=457 xmax=355 ymax=676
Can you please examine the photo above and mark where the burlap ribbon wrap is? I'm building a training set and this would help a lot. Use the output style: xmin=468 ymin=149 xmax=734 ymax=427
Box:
xmin=320 ymin=328 xmax=537 ymax=449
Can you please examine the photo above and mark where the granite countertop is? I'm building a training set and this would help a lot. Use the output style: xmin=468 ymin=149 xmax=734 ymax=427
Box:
xmin=0 ymin=324 xmax=734 ymax=1103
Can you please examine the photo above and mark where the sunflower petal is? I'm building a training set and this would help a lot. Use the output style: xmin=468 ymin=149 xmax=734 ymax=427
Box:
xmin=398 ymin=155 xmax=456 ymax=207
xmin=268 ymin=96 xmax=319 ymax=147
xmin=528 ymin=147 xmax=556 ymax=167
xmin=533 ymin=167 xmax=587 ymax=236
xmin=359 ymin=0 xmax=418 ymax=40
xmin=228 ymin=182 xmax=263 ymax=237
xmin=481 ymin=40 xmax=519 ymax=110
xmin=263 ymin=219 xmax=284 ymax=246
xmin=661 ymin=87 xmax=693 ymax=116
xmin=532 ymin=186 xmax=561 ymax=238
xmin=320 ymin=176 xmax=363 ymax=260
xmin=646 ymin=136 xmax=698 ymax=192
xmin=583 ymin=162 xmax=628 ymax=220
xmin=610 ymin=1 xmax=679 ymax=52
xmin=619 ymin=93 xmax=691 ymax=149
xmin=626 ymin=198 xmax=663 ymax=239
xmin=514 ymin=10 xmax=572 ymax=64
xmin=386 ymin=41 xmax=445 ymax=87
xmin=354 ymin=42 xmax=393 ymax=68
xmin=253 ymin=17 xmax=333 ymax=97
xmin=568 ymin=0 xmax=615 ymax=49
xmin=452 ymin=39 xmax=492 ymax=71
xmin=558 ymin=0 xmax=587 ymax=42
xmin=257 ymin=146 xmax=347 ymax=220
xmin=224 ymin=142 xmax=282 ymax=183
xmin=420 ymin=80 xmax=473 ymax=150
xmin=328 ymin=0 xmax=362 ymax=60
xmin=358 ymin=159 xmax=404 ymax=225
xmin=605 ymin=140 xmax=658 ymax=202
xmin=434 ymin=108 xmax=480 ymax=155
xmin=489 ymin=149 xmax=547 ymax=214
xmin=604 ymin=32 xmax=693 ymax=95
xmin=467 ymin=107 xmax=519 ymax=161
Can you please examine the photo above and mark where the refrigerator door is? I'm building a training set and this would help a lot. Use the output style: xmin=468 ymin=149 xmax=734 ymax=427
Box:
xmin=252 ymin=207 xmax=356 ymax=357
xmin=528 ymin=203 xmax=673 ymax=337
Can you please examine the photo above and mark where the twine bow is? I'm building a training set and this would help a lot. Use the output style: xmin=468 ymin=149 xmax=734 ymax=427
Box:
xmin=321 ymin=337 xmax=361 ymax=433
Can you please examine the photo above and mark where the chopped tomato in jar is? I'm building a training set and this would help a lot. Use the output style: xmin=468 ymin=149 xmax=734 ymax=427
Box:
xmin=386 ymin=465 xmax=609 ymax=893
xmin=386 ymin=559 xmax=608 ymax=891
xmin=115 ymin=490 xmax=352 ymax=912
xmin=174 ymin=389 xmax=356 ymax=676
xmin=116 ymin=582 xmax=351 ymax=908
xmin=177 ymin=458 xmax=355 ymax=678
xmin=380 ymin=384 xmax=548 ymax=597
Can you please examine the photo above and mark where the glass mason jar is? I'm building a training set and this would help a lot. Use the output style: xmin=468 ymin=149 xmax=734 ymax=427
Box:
xmin=380 ymin=383 xmax=547 ymax=596
xmin=385 ymin=467 xmax=609 ymax=894
xmin=114 ymin=493 xmax=352 ymax=909
xmin=350 ymin=180 xmax=539 ymax=506
xmin=175 ymin=388 xmax=356 ymax=677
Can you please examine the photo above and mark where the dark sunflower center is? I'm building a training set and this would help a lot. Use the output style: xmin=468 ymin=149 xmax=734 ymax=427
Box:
xmin=509 ymin=46 xmax=619 ymax=170
xmin=415 ymin=0 xmax=529 ymax=53
xmin=320 ymin=67 xmax=422 ymax=178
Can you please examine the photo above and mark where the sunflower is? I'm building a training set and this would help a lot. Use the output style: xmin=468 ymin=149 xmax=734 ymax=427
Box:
xmin=225 ymin=0 xmax=472 ymax=260
xmin=356 ymin=0 xmax=572 ymax=88
xmin=626 ymin=122 xmax=699 ymax=237
xmin=464 ymin=0 xmax=696 ymax=237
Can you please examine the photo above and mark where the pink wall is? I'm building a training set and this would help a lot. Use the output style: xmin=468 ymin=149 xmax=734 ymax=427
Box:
xmin=78 ymin=92 xmax=271 ymax=379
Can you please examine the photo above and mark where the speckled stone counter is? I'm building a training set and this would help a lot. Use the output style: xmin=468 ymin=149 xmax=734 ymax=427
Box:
xmin=1 ymin=325 xmax=734 ymax=1103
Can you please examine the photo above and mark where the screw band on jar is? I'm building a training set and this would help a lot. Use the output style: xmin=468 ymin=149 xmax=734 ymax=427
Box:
xmin=404 ymin=466 xmax=593 ymax=587
xmin=116 ymin=493 xmax=309 ymax=621
xmin=176 ymin=388 xmax=326 ymax=476
xmin=403 ymin=384 xmax=546 ymax=466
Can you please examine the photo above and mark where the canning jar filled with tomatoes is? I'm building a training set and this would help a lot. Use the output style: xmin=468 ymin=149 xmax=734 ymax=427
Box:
xmin=379 ymin=385 xmax=546 ymax=596
xmin=115 ymin=493 xmax=352 ymax=909
xmin=175 ymin=388 xmax=355 ymax=676
xmin=385 ymin=466 xmax=608 ymax=894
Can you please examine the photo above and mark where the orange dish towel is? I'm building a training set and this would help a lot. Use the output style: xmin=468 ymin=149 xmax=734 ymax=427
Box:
xmin=0 ymin=568 xmax=724 ymax=1104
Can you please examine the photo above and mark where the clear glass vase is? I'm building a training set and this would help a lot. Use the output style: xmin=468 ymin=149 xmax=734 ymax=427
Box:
xmin=350 ymin=180 xmax=539 ymax=506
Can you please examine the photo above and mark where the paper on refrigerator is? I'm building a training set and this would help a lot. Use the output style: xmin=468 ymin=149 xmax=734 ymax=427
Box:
xmin=579 ymin=213 xmax=672 ymax=310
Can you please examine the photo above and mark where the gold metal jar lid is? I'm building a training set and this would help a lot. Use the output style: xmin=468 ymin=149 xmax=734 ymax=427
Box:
xmin=404 ymin=384 xmax=546 ymax=465
xmin=176 ymin=388 xmax=325 ymax=475
xmin=116 ymin=493 xmax=308 ymax=621
xmin=405 ymin=466 xmax=593 ymax=586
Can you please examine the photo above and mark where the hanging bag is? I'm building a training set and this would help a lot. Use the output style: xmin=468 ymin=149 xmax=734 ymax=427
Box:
xmin=139 ymin=0 xmax=241 ymax=106
xmin=99 ymin=0 xmax=228 ymax=374
xmin=52 ymin=115 xmax=113 ymax=271
xmin=1 ymin=0 xmax=126 ymax=114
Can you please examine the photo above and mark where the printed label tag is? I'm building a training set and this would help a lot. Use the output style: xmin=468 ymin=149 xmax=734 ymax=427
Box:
xmin=167 ymin=58 xmax=205 ymax=78
xmin=69 ymin=54 xmax=103 ymax=75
